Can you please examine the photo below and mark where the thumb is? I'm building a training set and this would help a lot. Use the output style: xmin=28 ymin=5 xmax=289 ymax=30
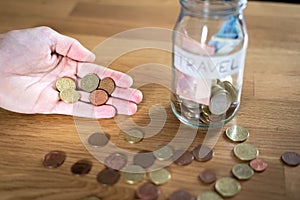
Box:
xmin=51 ymin=29 xmax=96 ymax=62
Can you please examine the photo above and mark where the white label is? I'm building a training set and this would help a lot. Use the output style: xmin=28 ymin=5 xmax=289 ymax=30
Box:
xmin=174 ymin=45 xmax=246 ymax=79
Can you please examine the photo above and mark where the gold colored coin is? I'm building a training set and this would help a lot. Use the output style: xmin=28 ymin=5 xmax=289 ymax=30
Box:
xmin=223 ymin=81 xmax=238 ymax=102
xmin=60 ymin=89 xmax=80 ymax=103
xmin=232 ymin=163 xmax=254 ymax=180
xmin=56 ymin=77 xmax=76 ymax=92
xmin=122 ymin=165 xmax=146 ymax=184
xmin=197 ymin=191 xmax=223 ymax=200
xmin=149 ymin=168 xmax=171 ymax=185
xmin=225 ymin=125 xmax=249 ymax=142
xmin=233 ymin=143 xmax=259 ymax=161
xmin=124 ymin=129 xmax=144 ymax=144
xmin=80 ymin=73 xmax=100 ymax=92
xmin=215 ymin=177 xmax=241 ymax=198
xmin=153 ymin=146 xmax=173 ymax=161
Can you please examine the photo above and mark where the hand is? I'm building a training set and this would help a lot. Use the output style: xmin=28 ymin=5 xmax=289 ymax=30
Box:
xmin=0 ymin=26 xmax=143 ymax=118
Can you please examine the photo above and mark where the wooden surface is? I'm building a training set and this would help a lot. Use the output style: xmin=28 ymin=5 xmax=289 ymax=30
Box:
xmin=0 ymin=0 xmax=300 ymax=200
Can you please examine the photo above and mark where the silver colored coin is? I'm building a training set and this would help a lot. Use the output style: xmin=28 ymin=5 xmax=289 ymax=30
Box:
xmin=209 ymin=89 xmax=231 ymax=115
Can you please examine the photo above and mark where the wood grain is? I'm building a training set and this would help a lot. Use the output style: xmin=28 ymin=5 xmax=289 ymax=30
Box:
xmin=0 ymin=0 xmax=299 ymax=200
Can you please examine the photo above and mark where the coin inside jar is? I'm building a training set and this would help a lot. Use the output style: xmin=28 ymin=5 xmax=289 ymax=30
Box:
xmin=192 ymin=145 xmax=214 ymax=162
xmin=89 ymin=89 xmax=109 ymax=106
xmin=56 ymin=77 xmax=76 ymax=92
xmin=60 ymin=88 xmax=80 ymax=103
xmin=104 ymin=152 xmax=127 ymax=170
xmin=215 ymin=177 xmax=241 ymax=198
xmin=173 ymin=150 xmax=194 ymax=166
xmin=96 ymin=168 xmax=120 ymax=186
xmin=209 ymin=89 xmax=231 ymax=115
xmin=43 ymin=150 xmax=66 ymax=169
xmin=136 ymin=182 xmax=160 ymax=200
xmin=71 ymin=159 xmax=92 ymax=175
xmin=98 ymin=77 xmax=116 ymax=95
xmin=80 ymin=73 xmax=100 ymax=92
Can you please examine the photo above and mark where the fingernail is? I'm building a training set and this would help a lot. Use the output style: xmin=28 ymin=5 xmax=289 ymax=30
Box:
xmin=132 ymin=90 xmax=143 ymax=104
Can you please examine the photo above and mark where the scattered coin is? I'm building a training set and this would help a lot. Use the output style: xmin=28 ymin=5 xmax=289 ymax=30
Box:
xmin=56 ymin=77 xmax=76 ymax=92
xmin=168 ymin=190 xmax=195 ymax=200
xmin=98 ymin=77 xmax=116 ymax=95
xmin=124 ymin=129 xmax=144 ymax=144
xmin=149 ymin=168 xmax=171 ymax=185
xmin=153 ymin=146 xmax=174 ymax=161
xmin=233 ymin=143 xmax=259 ymax=161
xmin=122 ymin=165 xmax=146 ymax=184
xmin=199 ymin=170 xmax=217 ymax=184
xmin=197 ymin=191 xmax=223 ymax=200
xmin=281 ymin=152 xmax=300 ymax=166
xmin=104 ymin=152 xmax=127 ymax=170
xmin=84 ymin=196 xmax=101 ymax=200
xmin=192 ymin=145 xmax=214 ymax=162
xmin=232 ymin=163 xmax=254 ymax=180
xmin=71 ymin=159 xmax=92 ymax=175
xmin=133 ymin=151 xmax=156 ymax=169
xmin=215 ymin=177 xmax=241 ymax=198
xmin=249 ymin=158 xmax=268 ymax=172
xmin=43 ymin=150 xmax=66 ymax=169
xmin=89 ymin=89 xmax=109 ymax=106
xmin=60 ymin=88 xmax=80 ymax=103
xmin=88 ymin=132 xmax=110 ymax=147
xmin=136 ymin=182 xmax=160 ymax=200
xmin=80 ymin=73 xmax=100 ymax=92
xmin=96 ymin=168 xmax=120 ymax=186
xmin=173 ymin=150 xmax=194 ymax=166
xmin=225 ymin=125 xmax=249 ymax=142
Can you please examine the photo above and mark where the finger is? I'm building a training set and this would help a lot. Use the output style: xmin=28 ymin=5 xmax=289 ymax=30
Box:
xmin=77 ymin=63 xmax=133 ymax=88
xmin=111 ymin=87 xmax=143 ymax=104
xmin=50 ymin=28 xmax=95 ymax=62
xmin=77 ymin=91 xmax=138 ymax=116
xmin=52 ymin=101 xmax=116 ymax=119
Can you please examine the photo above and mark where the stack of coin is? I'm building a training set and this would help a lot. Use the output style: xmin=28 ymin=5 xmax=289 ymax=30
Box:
xmin=56 ymin=77 xmax=80 ymax=103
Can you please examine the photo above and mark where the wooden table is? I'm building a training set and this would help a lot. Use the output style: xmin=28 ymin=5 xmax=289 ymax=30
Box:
xmin=0 ymin=0 xmax=299 ymax=199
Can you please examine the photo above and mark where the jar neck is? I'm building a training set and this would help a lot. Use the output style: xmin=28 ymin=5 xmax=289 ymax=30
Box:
xmin=180 ymin=0 xmax=246 ymax=17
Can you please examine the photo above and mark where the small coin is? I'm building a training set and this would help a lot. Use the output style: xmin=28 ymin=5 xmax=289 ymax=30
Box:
xmin=215 ymin=177 xmax=241 ymax=198
xmin=136 ymin=182 xmax=160 ymax=200
xmin=281 ymin=152 xmax=300 ymax=166
xmin=192 ymin=145 xmax=214 ymax=162
xmin=225 ymin=103 xmax=238 ymax=119
xmin=71 ymin=159 xmax=92 ymax=175
xmin=199 ymin=170 xmax=217 ymax=184
xmin=98 ymin=77 xmax=116 ymax=95
xmin=233 ymin=143 xmax=259 ymax=161
xmin=124 ymin=129 xmax=144 ymax=144
xmin=43 ymin=150 xmax=66 ymax=169
xmin=168 ymin=190 xmax=195 ymax=200
xmin=197 ymin=191 xmax=223 ymax=200
xmin=56 ymin=77 xmax=76 ymax=92
xmin=89 ymin=89 xmax=109 ymax=106
xmin=60 ymin=88 xmax=80 ymax=103
xmin=84 ymin=196 xmax=101 ymax=200
xmin=149 ymin=168 xmax=171 ymax=185
xmin=249 ymin=158 xmax=268 ymax=172
xmin=173 ymin=150 xmax=194 ymax=166
xmin=223 ymin=81 xmax=238 ymax=102
xmin=96 ymin=168 xmax=120 ymax=186
xmin=232 ymin=163 xmax=254 ymax=180
xmin=182 ymin=99 xmax=200 ymax=109
xmin=209 ymin=89 xmax=231 ymax=115
xmin=122 ymin=165 xmax=146 ymax=184
xmin=80 ymin=73 xmax=100 ymax=92
xmin=104 ymin=152 xmax=127 ymax=170
xmin=153 ymin=146 xmax=174 ymax=161
xmin=225 ymin=125 xmax=249 ymax=142
xmin=133 ymin=151 xmax=156 ymax=169
xmin=88 ymin=132 xmax=110 ymax=147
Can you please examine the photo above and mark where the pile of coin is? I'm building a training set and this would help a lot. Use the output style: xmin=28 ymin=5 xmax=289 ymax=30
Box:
xmin=172 ymin=79 xmax=239 ymax=126
xmin=55 ymin=74 xmax=115 ymax=106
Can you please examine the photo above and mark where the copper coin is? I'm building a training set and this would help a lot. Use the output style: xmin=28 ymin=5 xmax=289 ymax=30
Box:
xmin=133 ymin=151 xmax=156 ymax=169
xmin=281 ymin=152 xmax=300 ymax=166
xmin=192 ymin=145 xmax=214 ymax=162
xmin=168 ymin=190 xmax=195 ymax=200
xmin=88 ymin=132 xmax=109 ymax=147
xmin=43 ymin=151 xmax=66 ymax=169
xmin=104 ymin=152 xmax=127 ymax=170
xmin=173 ymin=150 xmax=194 ymax=166
xmin=71 ymin=159 xmax=92 ymax=175
xmin=98 ymin=77 xmax=116 ymax=95
xmin=249 ymin=158 xmax=268 ymax=172
xmin=89 ymin=89 xmax=109 ymax=106
xmin=136 ymin=182 xmax=160 ymax=200
xmin=199 ymin=169 xmax=217 ymax=184
xmin=96 ymin=168 xmax=120 ymax=186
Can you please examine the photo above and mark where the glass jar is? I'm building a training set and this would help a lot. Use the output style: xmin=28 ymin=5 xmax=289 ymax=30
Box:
xmin=171 ymin=0 xmax=248 ymax=129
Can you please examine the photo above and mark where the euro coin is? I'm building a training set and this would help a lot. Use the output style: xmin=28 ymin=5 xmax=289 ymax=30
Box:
xmin=249 ymin=158 xmax=268 ymax=172
xmin=168 ymin=190 xmax=195 ymax=200
xmin=197 ymin=191 xmax=223 ymax=200
xmin=225 ymin=125 xmax=249 ymax=142
xmin=96 ymin=168 xmax=120 ymax=186
xmin=43 ymin=150 xmax=66 ymax=169
xmin=209 ymin=89 xmax=231 ymax=115
xmin=232 ymin=163 xmax=254 ymax=180
xmin=192 ymin=145 xmax=214 ymax=162
xmin=136 ymin=182 xmax=160 ymax=200
xmin=215 ymin=177 xmax=241 ymax=197
xmin=56 ymin=77 xmax=76 ymax=92
xmin=153 ymin=145 xmax=173 ymax=161
xmin=124 ymin=129 xmax=144 ymax=144
xmin=89 ymin=89 xmax=109 ymax=106
xmin=80 ymin=73 xmax=100 ymax=92
xmin=281 ymin=152 xmax=300 ymax=166
xmin=104 ymin=152 xmax=127 ymax=170
xmin=122 ymin=165 xmax=146 ymax=184
xmin=173 ymin=150 xmax=194 ymax=166
xmin=233 ymin=143 xmax=259 ymax=161
xmin=149 ymin=168 xmax=171 ymax=185
xmin=223 ymin=81 xmax=238 ymax=102
xmin=71 ymin=159 xmax=92 ymax=176
xmin=88 ymin=132 xmax=110 ymax=147
xmin=98 ymin=77 xmax=116 ymax=95
xmin=60 ymin=88 xmax=80 ymax=103
xmin=199 ymin=169 xmax=217 ymax=184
